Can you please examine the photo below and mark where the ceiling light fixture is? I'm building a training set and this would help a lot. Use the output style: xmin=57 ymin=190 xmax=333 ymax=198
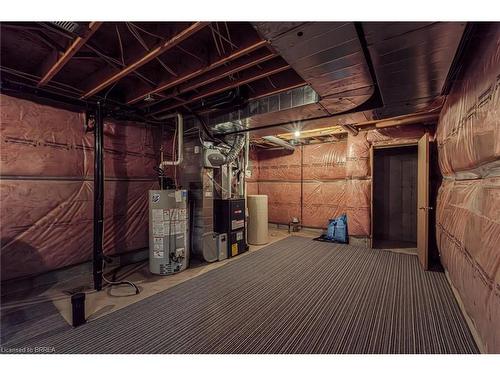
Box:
xmin=294 ymin=130 xmax=301 ymax=138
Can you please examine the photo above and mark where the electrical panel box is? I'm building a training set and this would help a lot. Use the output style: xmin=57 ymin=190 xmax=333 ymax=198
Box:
xmin=214 ymin=198 xmax=248 ymax=258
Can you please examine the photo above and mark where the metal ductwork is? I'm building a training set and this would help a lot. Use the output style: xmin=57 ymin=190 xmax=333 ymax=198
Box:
xmin=224 ymin=134 xmax=246 ymax=163
xmin=252 ymin=22 xmax=376 ymax=115
xmin=209 ymin=85 xmax=318 ymax=134
xmin=262 ymin=136 xmax=295 ymax=151
xmin=50 ymin=21 xmax=87 ymax=36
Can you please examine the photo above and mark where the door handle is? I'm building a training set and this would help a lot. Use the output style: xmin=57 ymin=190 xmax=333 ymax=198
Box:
xmin=419 ymin=206 xmax=434 ymax=210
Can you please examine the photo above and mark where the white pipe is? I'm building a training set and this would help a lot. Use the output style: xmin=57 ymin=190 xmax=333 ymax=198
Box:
xmin=159 ymin=113 xmax=183 ymax=167
xmin=243 ymin=131 xmax=249 ymax=197
xmin=262 ymin=136 xmax=295 ymax=151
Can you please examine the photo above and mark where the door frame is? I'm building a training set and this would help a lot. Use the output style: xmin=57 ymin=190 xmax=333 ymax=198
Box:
xmin=370 ymin=141 xmax=419 ymax=249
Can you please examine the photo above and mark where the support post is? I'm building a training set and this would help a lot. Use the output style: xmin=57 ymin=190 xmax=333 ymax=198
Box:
xmin=93 ymin=101 xmax=104 ymax=291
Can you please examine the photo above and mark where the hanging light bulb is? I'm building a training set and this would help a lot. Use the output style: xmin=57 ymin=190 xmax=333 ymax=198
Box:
xmin=294 ymin=130 xmax=301 ymax=138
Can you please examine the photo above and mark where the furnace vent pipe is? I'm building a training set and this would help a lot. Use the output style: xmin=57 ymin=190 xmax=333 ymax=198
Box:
xmin=160 ymin=113 xmax=183 ymax=167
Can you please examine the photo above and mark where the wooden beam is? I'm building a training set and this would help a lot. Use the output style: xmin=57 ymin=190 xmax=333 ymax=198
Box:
xmin=81 ymin=22 xmax=210 ymax=99
xmin=38 ymin=22 xmax=102 ymax=87
xmin=127 ymin=39 xmax=269 ymax=105
xmin=341 ymin=124 xmax=359 ymax=136
xmin=140 ymin=47 xmax=275 ymax=109
xmin=356 ymin=110 xmax=441 ymax=128
xmin=374 ymin=113 xmax=439 ymax=128
xmin=278 ymin=125 xmax=345 ymax=140
xmin=277 ymin=110 xmax=440 ymax=141
xmin=151 ymin=61 xmax=290 ymax=116
xmin=84 ymin=42 xmax=158 ymax=89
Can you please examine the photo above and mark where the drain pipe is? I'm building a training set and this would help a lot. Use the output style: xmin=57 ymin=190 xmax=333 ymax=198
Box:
xmin=243 ymin=131 xmax=249 ymax=197
xmin=160 ymin=113 xmax=183 ymax=168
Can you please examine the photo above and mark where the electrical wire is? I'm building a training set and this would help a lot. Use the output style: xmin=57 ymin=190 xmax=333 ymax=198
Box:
xmin=101 ymin=259 xmax=140 ymax=295
xmin=126 ymin=22 xmax=177 ymax=77
xmin=103 ymin=80 xmax=119 ymax=104
xmin=215 ymin=22 xmax=226 ymax=55
xmin=211 ymin=22 xmax=238 ymax=50
xmin=210 ymin=25 xmax=222 ymax=57
xmin=127 ymin=22 xmax=164 ymax=40
xmin=175 ymin=45 xmax=204 ymax=64
xmin=116 ymin=25 xmax=125 ymax=66
xmin=0 ymin=257 xmax=146 ymax=311
xmin=224 ymin=22 xmax=234 ymax=50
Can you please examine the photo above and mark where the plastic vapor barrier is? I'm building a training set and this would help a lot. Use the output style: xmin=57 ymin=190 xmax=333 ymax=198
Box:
xmin=437 ymin=30 xmax=500 ymax=176
xmin=0 ymin=94 xmax=163 ymax=281
xmin=257 ymin=148 xmax=302 ymax=181
xmin=435 ymin=26 xmax=500 ymax=353
xmin=346 ymin=131 xmax=370 ymax=178
xmin=302 ymin=180 xmax=346 ymax=228
xmin=367 ymin=125 xmax=434 ymax=146
xmin=257 ymin=181 xmax=301 ymax=224
xmin=247 ymin=182 xmax=259 ymax=195
xmin=302 ymin=142 xmax=346 ymax=180
xmin=251 ymin=125 xmax=440 ymax=236
xmin=247 ymin=148 xmax=260 ymax=181
xmin=345 ymin=179 xmax=371 ymax=236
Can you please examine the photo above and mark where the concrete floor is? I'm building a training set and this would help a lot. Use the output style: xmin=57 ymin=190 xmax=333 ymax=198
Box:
xmin=2 ymin=235 xmax=477 ymax=354
xmin=48 ymin=227 xmax=319 ymax=325
xmin=1 ymin=226 xmax=416 ymax=333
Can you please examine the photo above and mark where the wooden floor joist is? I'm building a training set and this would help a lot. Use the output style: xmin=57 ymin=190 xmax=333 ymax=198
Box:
xmin=151 ymin=61 xmax=290 ymax=116
xmin=81 ymin=22 xmax=210 ymax=99
xmin=127 ymin=39 xmax=270 ymax=105
xmin=38 ymin=22 xmax=103 ymax=87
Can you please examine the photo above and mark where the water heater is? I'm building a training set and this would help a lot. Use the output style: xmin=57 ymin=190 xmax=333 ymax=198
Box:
xmin=149 ymin=190 xmax=189 ymax=275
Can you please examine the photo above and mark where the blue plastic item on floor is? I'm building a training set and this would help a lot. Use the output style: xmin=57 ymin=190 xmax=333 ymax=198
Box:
xmin=326 ymin=213 xmax=348 ymax=243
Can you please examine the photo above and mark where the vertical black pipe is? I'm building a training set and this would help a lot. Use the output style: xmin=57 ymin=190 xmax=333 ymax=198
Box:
xmin=300 ymin=144 xmax=303 ymax=224
xmin=93 ymin=102 xmax=104 ymax=291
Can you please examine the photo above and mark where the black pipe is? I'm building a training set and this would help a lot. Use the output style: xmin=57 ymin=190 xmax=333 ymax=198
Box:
xmin=300 ymin=144 xmax=303 ymax=224
xmin=93 ymin=101 xmax=104 ymax=291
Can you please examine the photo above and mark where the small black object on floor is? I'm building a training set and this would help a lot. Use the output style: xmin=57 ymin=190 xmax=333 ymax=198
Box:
xmin=313 ymin=234 xmax=348 ymax=244
xmin=71 ymin=292 xmax=86 ymax=327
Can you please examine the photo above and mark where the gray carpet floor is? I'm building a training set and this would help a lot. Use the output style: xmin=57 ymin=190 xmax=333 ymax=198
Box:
xmin=1 ymin=236 xmax=479 ymax=354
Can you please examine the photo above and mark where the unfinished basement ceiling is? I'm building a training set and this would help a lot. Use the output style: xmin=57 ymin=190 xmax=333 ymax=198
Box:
xmin=0 ymin=21 xmax=467 ymax=133
xmin=252 ymin=22 xmax=376 ymax=114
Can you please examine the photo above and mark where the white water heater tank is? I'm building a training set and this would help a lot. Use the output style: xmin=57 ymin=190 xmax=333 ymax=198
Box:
xmin=149 ymin=190 xmax=189 ymax=275
xmin=247 ymin=194 xmax=269 ymax=245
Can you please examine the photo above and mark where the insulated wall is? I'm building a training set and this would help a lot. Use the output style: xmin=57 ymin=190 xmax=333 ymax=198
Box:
xmin=0 ymin=94 xmax=164 ymax=281
xmin=347 ymin=126 xmax=434 ymax=236
xmin=250 ymin=142 xmax=348 ymax=229
xmin=435 ymin=25 xmax=500 ymax=353
xmin=250 ymin=126 xmax=431 ymax=237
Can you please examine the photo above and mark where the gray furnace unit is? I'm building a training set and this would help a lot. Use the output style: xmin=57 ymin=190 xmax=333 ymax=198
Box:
xmin=149 ymin=189 xmax=189 ymax=275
